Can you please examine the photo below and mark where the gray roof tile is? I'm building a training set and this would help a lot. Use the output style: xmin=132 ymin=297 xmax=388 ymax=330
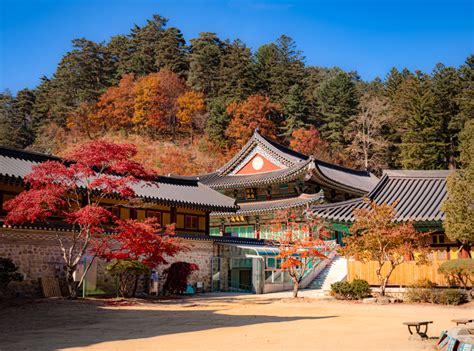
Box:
xmin=211 ymin=192 xmax=324 ymax=216
xmin=0 ymin=147 xmax=238 ymax=212
xmin=195 ymin=129 xmax=378 ymax=194
xmin=312 ymin=170 xmax=452 ymax=222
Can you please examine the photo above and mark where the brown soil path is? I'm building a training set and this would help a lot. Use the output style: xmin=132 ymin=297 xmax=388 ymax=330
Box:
xmin=0 ymin=293 xmax=472 ymax=351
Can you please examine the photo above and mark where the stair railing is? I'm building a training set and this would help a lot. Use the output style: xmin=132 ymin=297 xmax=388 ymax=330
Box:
xmin=299 ymin=251 xmax=336 ymax=289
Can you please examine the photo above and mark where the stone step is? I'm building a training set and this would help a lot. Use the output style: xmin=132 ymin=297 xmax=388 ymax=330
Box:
xmin=305 ymin=256 xmax=348 ymax=291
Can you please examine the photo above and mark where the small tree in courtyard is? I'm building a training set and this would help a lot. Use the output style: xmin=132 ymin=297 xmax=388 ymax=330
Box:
xmin=96 ymin=218 xmax=185 ymax=296
xmin=163 ymin=261 xmax=199 ymax=295
xmin=4 ymin=140 xmax=155 ymax=298
xmin=0 ymin=257 xmax=23 ymax=292
xmin=106 ymin=260 xmax=150 ymax=298
xmin=341 ymin=199 xmax=430 ymax=296
xmin=272 ymin=209 xmax=329 ymax=298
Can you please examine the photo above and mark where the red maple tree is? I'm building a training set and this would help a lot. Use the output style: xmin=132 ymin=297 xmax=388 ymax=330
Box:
xmin=96 ymin=219 xmax=184 ymax=268
xmin=4 ymin=140 xmax=158 ymax=298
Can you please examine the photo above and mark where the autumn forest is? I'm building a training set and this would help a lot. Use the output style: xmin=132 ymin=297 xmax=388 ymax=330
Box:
xmin=1 ymin=14 xmax=472 ymax=175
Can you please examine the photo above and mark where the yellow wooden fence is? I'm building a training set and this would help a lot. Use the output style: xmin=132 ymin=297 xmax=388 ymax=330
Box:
xmin=347 ymin=258 xmax=450 ymax=286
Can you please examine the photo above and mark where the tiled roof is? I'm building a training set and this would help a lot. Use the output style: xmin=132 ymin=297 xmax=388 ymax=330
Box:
xmin=198 ymin=158 xmax=314 ymax=190
xmin=193 ymin=130 xmax=378 ymax=195
xmin=217 ymin=130 xmax=308 ymax=175
xmin=0 ymin=147 xmax=238 ymax=212
xmin=211 ymin=192 xmax=324 ymax=216
xmin=313 ymin=160 xmax=379 ymax=194
xmin=312 ymin=170 xmax=452 ymax=222
xmin=177 ymin=233 xmax=268 ymax=245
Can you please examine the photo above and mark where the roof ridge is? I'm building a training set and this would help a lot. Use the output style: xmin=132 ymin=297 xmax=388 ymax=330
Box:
xmin=256 ymin=131 xmax=309 ymax=161
xmin=314 ymin=158 xmax=372 ymax=176
xmin=238 ymin=192 xmax=322 ymax=207
xmin=0 ymin=146 xmax=60 ymax=162
xmin=383 ymin=170 xmax=453 ymax=178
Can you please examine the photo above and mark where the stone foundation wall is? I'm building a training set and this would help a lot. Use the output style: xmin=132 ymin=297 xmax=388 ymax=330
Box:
xmin=156 ymin=239 xmax=214 ymax=293
xmin=0 ymin=229 xmax=215 ymax=297
xmin=0 ymin=229 xmax=66 ymax=296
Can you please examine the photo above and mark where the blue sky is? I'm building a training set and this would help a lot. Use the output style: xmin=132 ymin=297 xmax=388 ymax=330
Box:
xmin=1 ymin=0 xmax=473 ymax=94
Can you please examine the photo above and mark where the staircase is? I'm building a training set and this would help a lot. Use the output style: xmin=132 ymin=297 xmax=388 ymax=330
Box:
xmin=306 ymin=256 xmax=347 ymax=291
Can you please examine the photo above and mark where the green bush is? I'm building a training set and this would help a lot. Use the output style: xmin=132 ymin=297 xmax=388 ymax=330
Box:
xmin=405 ymin=279 xmax=438 ymax=303
xmin=437 ymin=289 xmax=468 ymax=305
xmin=351 ymin=279 xmax=372 ymax=299
xmin=0 ymin=257 xmax=23 ymax=291
xmin=106 ymin=260 xmax=150 ymax=298
xmin=438 ymin=259 xmax=474 ymax=288
xmin=331 ymin=281 xmax=353 ymax=299
xmin=331 ymin=279 xmax=371 ymax=300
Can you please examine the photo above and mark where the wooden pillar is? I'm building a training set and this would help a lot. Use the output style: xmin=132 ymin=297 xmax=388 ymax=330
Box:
xmin=170 ymin=206 xmax=177 ymax=224
xmin=205 ymin=211 xmax=210 ymax=236
xmin=255 ymin=216 xmax=260 ymax=240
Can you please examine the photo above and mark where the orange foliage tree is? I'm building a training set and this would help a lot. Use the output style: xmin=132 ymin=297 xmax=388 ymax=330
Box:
xmin=133 ymin=70 xmax=186 ymax=137
xmin=92 ymin=74 xmax=136 ymax=132
xmin=225 ymin=94 xmax=281 ymax=147
xmin=176 ymin=91 xmax=206 ymax=139
xmin=271 ymin=209 xmax=329 ymax=298
xmin=290 ymin=126 xmax=331 ymax=159
xmin=67 ymin=102 xmax=99 ymax=139
xmin=290 ymin=126 xmax=357 ymax=167
xmin=340 ymin=199 xmax=430 ymax=296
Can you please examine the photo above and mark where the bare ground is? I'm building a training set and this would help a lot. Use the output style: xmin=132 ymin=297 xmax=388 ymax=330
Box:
xmin=0 ymin=293 xmax=472 ymax=351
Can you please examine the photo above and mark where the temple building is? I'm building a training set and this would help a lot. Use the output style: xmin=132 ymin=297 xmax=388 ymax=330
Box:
xmin=312 ymin=170 xmax=472 ymax=258
xmin=195 ymin=129 xmax=379 ymax=241
xmin=0 ymin=147 xmax=242 ymax=296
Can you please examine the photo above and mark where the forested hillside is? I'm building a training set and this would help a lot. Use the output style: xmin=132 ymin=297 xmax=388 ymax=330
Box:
xmin=1 ymin=14 xmax=472 ymax=175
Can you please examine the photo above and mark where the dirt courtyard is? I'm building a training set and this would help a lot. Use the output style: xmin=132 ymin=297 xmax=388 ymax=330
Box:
xmin=0 ymin=292 xmax=472 ymax=351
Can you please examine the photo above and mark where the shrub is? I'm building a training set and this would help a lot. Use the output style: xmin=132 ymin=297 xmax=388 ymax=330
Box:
xmin=106 ymin=260 xmax=150 ymax=298
xmin=437 ymin=289 xmax=468 ymax=305
xmin=351 ymin=279 xmax=372 ymax=299
xmin=331 ymin=279 xmax=371 ymax=300
xmin=163 ymin=262 xmax=199 ymax=295
xmin=405 ymin=279 xmax=438 ymax=303
xmin=438 ymin=259 xmax=474 ymax=289
xmin=0 ymin=257 xmax=23 ymax=291
xmin=331 ymin=281 xmax=353 ymax=299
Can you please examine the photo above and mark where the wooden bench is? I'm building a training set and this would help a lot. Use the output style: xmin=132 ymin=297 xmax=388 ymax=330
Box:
xmin=403 ymin=321 xmax=433 ymax=340
xmin=451 ymin=318 xmax=474 ymax=326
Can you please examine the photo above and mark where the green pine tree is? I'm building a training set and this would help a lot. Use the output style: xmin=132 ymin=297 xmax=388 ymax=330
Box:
xmin=0 ymin=90 xmax=35 ymax=148
xmin=431 ymin=63 xmax=462 ymax=168
xmin=255 ymin=35 xmax=306 ymax=100
xmin=442 ymin=119 xmax=474 ymax=252
xmin=397 ymin=73 xmax=448 ymax=169
xmin=32 ymin=38 xmax=115 ymax=127
xmin=127 ymin=14 xmax=168 ymax=76
xmin=155 ymin=27 xmax=188 ymax=77
xmin=205 ymin=96 xmax=232 ymax=147
xmin=280 ymin=84 xmax=309 ymax=139
xmin=187 ymin=32 xmax=225 ymax=97
xmin=315 ymin=72 xmax=359 ymax=148
xmin=218 ymin=39 xmax=255 ymax=100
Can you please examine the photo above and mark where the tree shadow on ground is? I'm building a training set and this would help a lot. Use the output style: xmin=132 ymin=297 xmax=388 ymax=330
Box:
xmin=0 ymin=298 xmax=338 ymax=351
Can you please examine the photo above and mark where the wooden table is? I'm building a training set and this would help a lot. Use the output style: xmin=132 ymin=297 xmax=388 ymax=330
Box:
xmin=403 ymin=321 xmax=433 ymax=339
xmin=451 ymin=318 xmax=474 ymax=326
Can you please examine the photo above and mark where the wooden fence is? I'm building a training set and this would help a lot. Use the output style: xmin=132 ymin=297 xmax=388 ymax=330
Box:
xmin=347 ymin=259 xmax=450 ymax=287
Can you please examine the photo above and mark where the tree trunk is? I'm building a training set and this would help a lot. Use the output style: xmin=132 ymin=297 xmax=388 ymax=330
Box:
xmin=292 ymin=278 xmax=299 ymax=298
xmin=380 ymin=277 xmax=387 ymax=296
xmin=66 ymin=266 xmax=78 ymax=299
xmin=132 ymin=275 xmax=139 ymax=297
xmin=459 ymin=244 xmax=471 ymax=258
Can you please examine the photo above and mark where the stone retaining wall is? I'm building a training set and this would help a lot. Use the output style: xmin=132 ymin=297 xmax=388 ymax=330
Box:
xmin=0 ymin=228 xmax=214 ymax=297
